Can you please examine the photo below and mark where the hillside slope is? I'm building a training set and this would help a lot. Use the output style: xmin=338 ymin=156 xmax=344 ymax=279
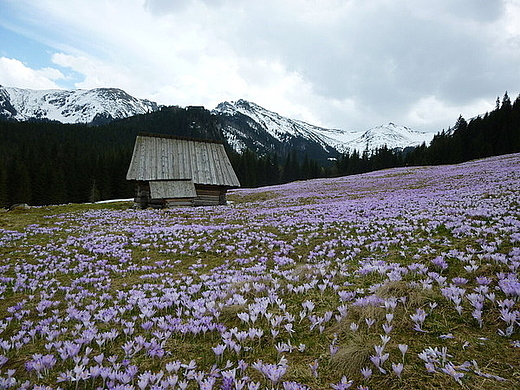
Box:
xmin=0 ymin=153 xmax=518 ymax=388
xmin=0 ymin=85 xmax=158 ymax=124
xmin=213 ymin=99 xmax=434 ymax=158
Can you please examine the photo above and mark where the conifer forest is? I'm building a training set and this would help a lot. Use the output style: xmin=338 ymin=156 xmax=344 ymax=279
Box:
xmin=0 ymin=93 xmax=519 ymax=208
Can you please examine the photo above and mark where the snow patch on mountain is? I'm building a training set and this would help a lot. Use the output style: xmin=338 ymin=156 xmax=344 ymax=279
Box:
xmin=1 ymin=86 xmax=434 ymax=155
xmin=213 ymin=99 xmax=434 ymax=154
xmin=214 ymin=100 xmax=358 ymax=154
xmin=215 ymin=100 xmax=339 ymax=145
xmin=345 ymin=123 xmax=433 ymax=152
xmin=0 ymin=85 xmax=158 ymax=124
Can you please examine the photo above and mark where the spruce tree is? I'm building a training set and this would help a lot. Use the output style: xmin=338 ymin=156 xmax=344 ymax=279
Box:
xmin=10 ymin=160 xmax=32 ymax=205
xmin=0 ymin=163 xmax=8 ymax=208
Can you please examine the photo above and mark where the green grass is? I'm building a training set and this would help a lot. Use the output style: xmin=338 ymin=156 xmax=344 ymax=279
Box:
xmin=0 ymin=180 xmax=518 ymax=389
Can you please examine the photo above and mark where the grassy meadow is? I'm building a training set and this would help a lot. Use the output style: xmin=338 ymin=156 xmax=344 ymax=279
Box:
xmin=0 ymin=153 xmax=519 ymax=389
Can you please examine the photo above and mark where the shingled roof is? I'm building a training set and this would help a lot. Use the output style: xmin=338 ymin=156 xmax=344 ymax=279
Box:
xmin=126 ymin=134 xmax=240 ymax=188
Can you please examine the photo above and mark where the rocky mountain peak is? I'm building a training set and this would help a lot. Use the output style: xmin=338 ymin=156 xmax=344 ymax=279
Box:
xmin=0 ymin=85 xmax=158 ymax=124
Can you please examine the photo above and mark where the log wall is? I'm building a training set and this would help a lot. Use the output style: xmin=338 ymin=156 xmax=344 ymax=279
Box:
xmin=133 ymin=182 xmax=228 ymax=208
xmin=193 ymin=184 xmax=227 ymax=206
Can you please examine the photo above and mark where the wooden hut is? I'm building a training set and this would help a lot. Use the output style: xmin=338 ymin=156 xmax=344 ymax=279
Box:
xmin=126 ymin=134 xmax=240 ymax=208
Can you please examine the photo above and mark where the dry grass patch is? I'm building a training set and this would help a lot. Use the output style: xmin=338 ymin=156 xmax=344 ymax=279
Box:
xmin=330 ymin=332 xmax=375 ymax=381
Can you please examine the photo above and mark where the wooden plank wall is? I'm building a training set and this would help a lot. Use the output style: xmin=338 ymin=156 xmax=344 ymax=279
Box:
xmin=149 ymin=180 xmax=197 ymax=199
xmin=194 ymin=184 xmax=227 ymax=206
xmin=127 ymin=135 xmax=240 ymax=187
xmin=165 ymin=199 xmax=195 ymax=207
xmin=133 ymin=181 xmax=228 ymax=208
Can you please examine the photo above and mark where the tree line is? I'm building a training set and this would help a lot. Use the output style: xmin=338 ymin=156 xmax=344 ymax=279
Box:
xmin=415 ymin=92 xmax=520 ymax=164
xmin=1 ymin=92 xmax=519 ymax=208
xmin=333 ymin=92 xmax=520 ymax=176
xmin=0 ymin=106 xmax=223 ymax=207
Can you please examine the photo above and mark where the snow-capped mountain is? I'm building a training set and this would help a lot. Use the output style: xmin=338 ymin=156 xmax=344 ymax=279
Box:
xmin=212 ymin=99 xmax=433 ymax=159
xmin=213 ymin=100 xmax=350 ymax=158
xmin=0 ymin=85 xmax=158 ymax=124
xmin=1 ymin=85 xmax=434 ymax=160
xmin=344 ymin=122 xmax=433 ymax=152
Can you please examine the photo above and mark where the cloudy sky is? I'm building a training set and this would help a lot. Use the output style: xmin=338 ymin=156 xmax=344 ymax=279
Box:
xmin=1 ymin=0 xmax=519 ymax=133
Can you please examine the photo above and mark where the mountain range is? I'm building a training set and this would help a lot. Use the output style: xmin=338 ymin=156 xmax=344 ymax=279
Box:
xmin=0 ymin=85 xmax=434 ymax=157
xmin=0 ymin=85 xmax=158 ymax=125
xmin=212 ymin=99 xmax=433 ymax=157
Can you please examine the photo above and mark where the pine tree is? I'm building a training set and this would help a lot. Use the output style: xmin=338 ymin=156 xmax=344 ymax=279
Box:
xmin=89 ymin=180 xmax=101 ymax=203
xmin=9 ymin=160 xmax=32 ymax=205
xmin=497 ymin=91 xmax=513 ymax=154
xmin=0 ymin=163 xmax=8 ymax=208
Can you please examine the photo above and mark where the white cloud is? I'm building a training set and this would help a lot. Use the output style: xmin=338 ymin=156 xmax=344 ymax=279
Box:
xmin=51 ymin=53 xmax=133 ymax=90
xmin=0 ymin=57 xmax=65 ymax=89
xmin=405 ymin=95 xmax=496 ymax=131
xmin=2 ymin=0 xmax=520 ymax=132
